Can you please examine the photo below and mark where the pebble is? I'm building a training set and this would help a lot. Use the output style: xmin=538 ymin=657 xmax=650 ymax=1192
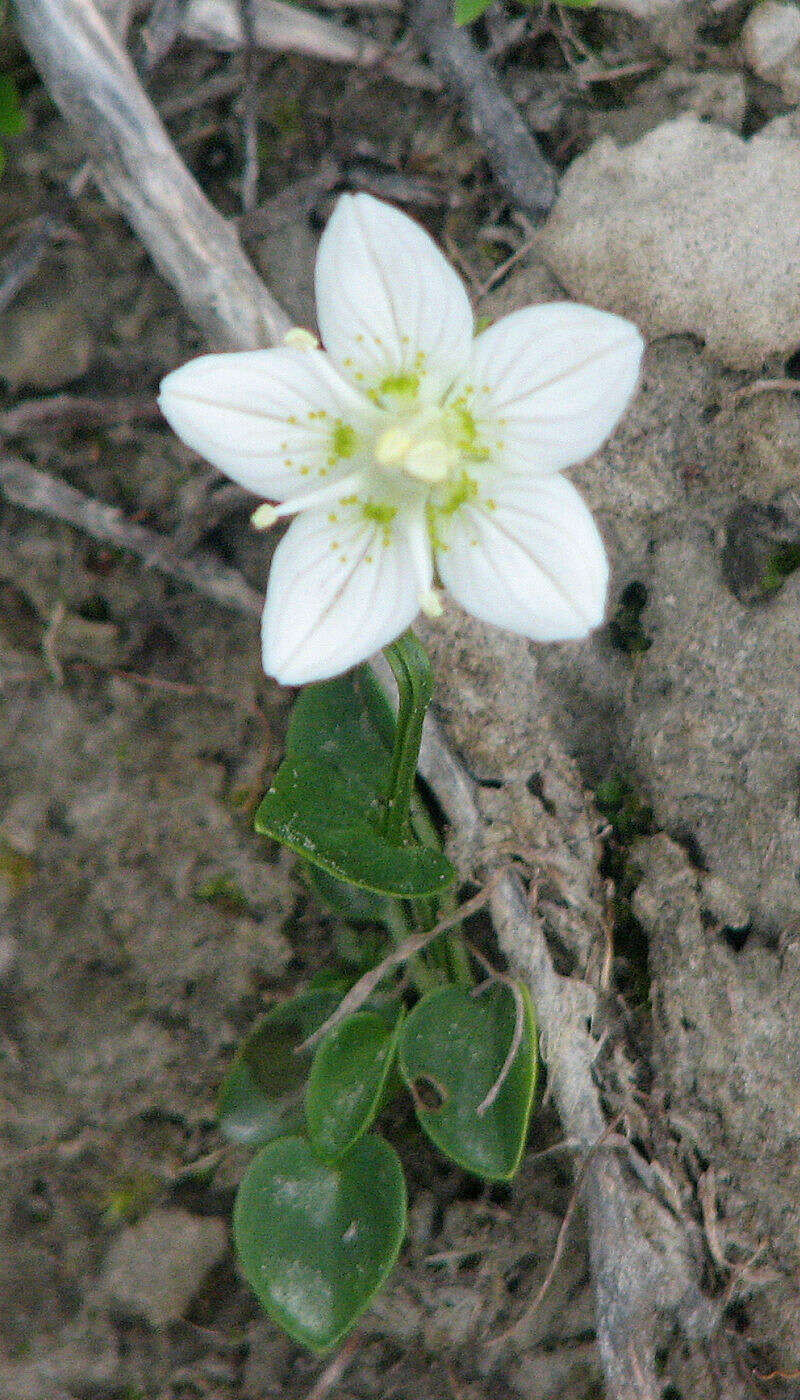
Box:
xmin=99 ymin=1207 xmax=228 ymax=1328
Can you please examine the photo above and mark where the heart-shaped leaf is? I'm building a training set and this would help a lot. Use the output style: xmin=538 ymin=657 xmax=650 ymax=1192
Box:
xmin=305 ymin=863 xmax=394 ymax=928
xmin=233 ymin=1133 xmax=406 ymax=1351
xmin=306 ymin=1010 xmax=404 ymax=1161
xmin=397 ymin=983 xmax=538 ymax=1181
xmin=255 ymin=668 xmax=456 ymax=900
xmin=255 ymin=759 xmax=455 ymax=898
xmin=218 ymin=980 xmax=348 ymax=1147
xmin=285 ymin=668 xmax=395 ymax=802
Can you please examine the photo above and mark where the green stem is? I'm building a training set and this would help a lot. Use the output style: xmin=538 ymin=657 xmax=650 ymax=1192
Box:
xmin=382 ymin=900 xmax=439 ymax=996
xmin=382 ymin=631 xmax=433 ymax=845
xmin=381 ymin=632 xmax=474 ymax=991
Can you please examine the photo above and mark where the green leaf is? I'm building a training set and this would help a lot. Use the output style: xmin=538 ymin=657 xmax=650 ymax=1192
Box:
xmin=0 ymin=75 xmax=26 ymax=137
xmin=304 ymin=863 xmax=394 ymax=927
xmin=255 ymin=758 xmax=455 ymax=898
xmin=306 ymin=1010 xmax=404 ymax=1160
xmin=398 ymin=982 xmax=538 ymax=1181
xmin=233 ymin=1133 xmax=406 ymax=1351
xmin=256 ymin=666 xmax=455 ymax=898
xmin=287 ymin=667 xmax=395 ymax=802
xmin=454 ymin=0 xmax=493 ymax=23
xmin=218 ymin=981 xmax=349 ymax=1147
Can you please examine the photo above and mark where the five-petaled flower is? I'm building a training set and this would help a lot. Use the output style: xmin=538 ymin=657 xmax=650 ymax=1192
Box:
xmin=159 ymin=194 xmax=644 ymax=685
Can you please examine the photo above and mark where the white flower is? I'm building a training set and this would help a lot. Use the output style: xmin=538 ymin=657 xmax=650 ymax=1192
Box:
xmin=159 ymin=194 xmax=644 ymax=685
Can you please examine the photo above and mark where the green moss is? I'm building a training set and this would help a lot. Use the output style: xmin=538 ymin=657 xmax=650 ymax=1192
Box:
xmin=0 ymin=840 xmax=35 ymax=894
xmin=196 ymin=873 xmax=250 ymax=916
xmin=595 ymin=773 xmax=654 ymax=1006
xmin=99 ymin=1173 xmax=160 ymax=1227
xmin=761 ymin=541 xmax=800 ymax=596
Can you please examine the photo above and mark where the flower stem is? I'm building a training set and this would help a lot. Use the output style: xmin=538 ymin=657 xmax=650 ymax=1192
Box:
xmin=382 ymin=631 xmax=433 ymax=845
xmin=381 ymin=631 xmax=474 ymax=990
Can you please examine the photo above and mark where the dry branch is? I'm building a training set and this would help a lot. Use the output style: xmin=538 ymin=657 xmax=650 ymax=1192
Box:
xmin=181 ymin=0 xmax=439 ymax=89
xmin=14 ymin=0 xmax=291 ymax=349
xmin=409 ymin=0 xmax=557 ymax=216
xmin=0 ymin=454 xmax=263 ymax=620
xmin=415 ymin=723 xmax=719 ymax=1397
xmin=13 ymin=4 xmax=717 ymax=1395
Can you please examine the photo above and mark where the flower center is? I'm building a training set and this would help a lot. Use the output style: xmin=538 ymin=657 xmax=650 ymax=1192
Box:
xmin=374 ymin=419 xmax=460 ymax=486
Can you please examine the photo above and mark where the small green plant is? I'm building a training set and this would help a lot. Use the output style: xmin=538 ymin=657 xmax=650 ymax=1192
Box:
xmin=0 ymin=74 xmax=26 ymax=178
xmin=157 ymin=191 xmax=644 ymax=1353
xmin=220 ymin=641 xmax=539 ymax=1351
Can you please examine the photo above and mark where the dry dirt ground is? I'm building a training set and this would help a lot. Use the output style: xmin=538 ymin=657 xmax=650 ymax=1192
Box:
xmin=2 ymin=5 xmax=800 ymax=1398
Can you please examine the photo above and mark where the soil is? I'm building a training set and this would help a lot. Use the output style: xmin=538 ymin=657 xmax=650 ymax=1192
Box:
xmin=2 ymin=6 xmax=800 ymax=1398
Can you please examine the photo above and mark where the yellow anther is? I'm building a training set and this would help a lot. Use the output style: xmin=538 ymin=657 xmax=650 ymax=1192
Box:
xmin=251 ymin=503 xmax=279 ymax=529
xmin=375 ymin=425 xmax=414 ymax=468
xmin=419 ymin=588 xmax=444 ymax=619
xmin=283 ymin=326 xmax=320 ymax=350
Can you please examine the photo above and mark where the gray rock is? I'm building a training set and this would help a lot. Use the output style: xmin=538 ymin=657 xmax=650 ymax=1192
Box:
xmin=537 ymin=114 xmax=800 ymax=369
xmin=743 ymin=0 xmax=800 ymax=72
xmin=100 ymin=1208 xmax=228 ymax=1327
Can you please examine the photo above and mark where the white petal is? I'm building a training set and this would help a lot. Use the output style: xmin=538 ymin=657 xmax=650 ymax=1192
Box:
xmin=435 ymin=475 xmax=608 ymax=642
xmin=469 ymin=303 xmax=644 ymax=474
xmin=262 ymin=506 xmax=428 ymax=685
xmin=158 ymin=347 xmax=376 ymax=499
xmin=315 ymin=193 xmax=473 ymax=400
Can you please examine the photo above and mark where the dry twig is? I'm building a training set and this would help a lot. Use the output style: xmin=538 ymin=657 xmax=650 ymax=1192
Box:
xmin=497 ymin=1115 xmax=624 ymax=1342
xmin=302 ymin=1331 xmax=362 ymax=1400
xmin=414 ymin=720 xmax=720 ymax=1397
xmin=0 ymin=454 xmax=263 ymax=620
xmin=0 ymin=392 xmax=160 ymax=438
xmin=297 ymin=880 xmax=501 ymax=1054
xmin=14 ymin=0 xmax=291 ymax=348
xmin=133 ymin=0 xmax=187 ymax=76
xmin=0 ymin=164 xmax=91 ymax=317
xmin=181 ymin=0 xmax=439 ymax=89
xmin=410 ymin=0 xmax=558 ymax=216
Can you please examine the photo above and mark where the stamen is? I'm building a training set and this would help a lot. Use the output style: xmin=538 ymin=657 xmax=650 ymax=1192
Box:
xmin=419 ymin=588 xmax=444 ymax=619
xmin=284 ymin=326 xmax=320 ymax=350
xmin=405 ymin=511 xmax=435 ymax=604
xmin=251 ymin=503 xmax=279 ymax=529
xmin=375 ymin=425 xmax=413 ymax=468
xmin=250 ymin=472 xmax=364 ymax=530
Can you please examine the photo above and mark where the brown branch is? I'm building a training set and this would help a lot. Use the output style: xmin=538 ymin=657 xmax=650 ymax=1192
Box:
xmin=14 ymin=0 xmax=291 ymax=349
xmin=181 ymin=0 xmax=439 ymax=88
xmin=409 ymin=0 xmax=557 ymax=217
xmin=0 ymin=164 xmax=91 ymax=318
xmin=0 ymin=454 xmax=263 ymax=620
xmin=0 ymin=392 xmax=160 ymax=437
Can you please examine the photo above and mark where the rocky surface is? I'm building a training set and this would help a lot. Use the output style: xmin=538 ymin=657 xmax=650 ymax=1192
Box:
xmin=538 ymin=113 xmax=800 ymax=369
xmin=100 ymin=1208 xmax=229 ymax=1327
